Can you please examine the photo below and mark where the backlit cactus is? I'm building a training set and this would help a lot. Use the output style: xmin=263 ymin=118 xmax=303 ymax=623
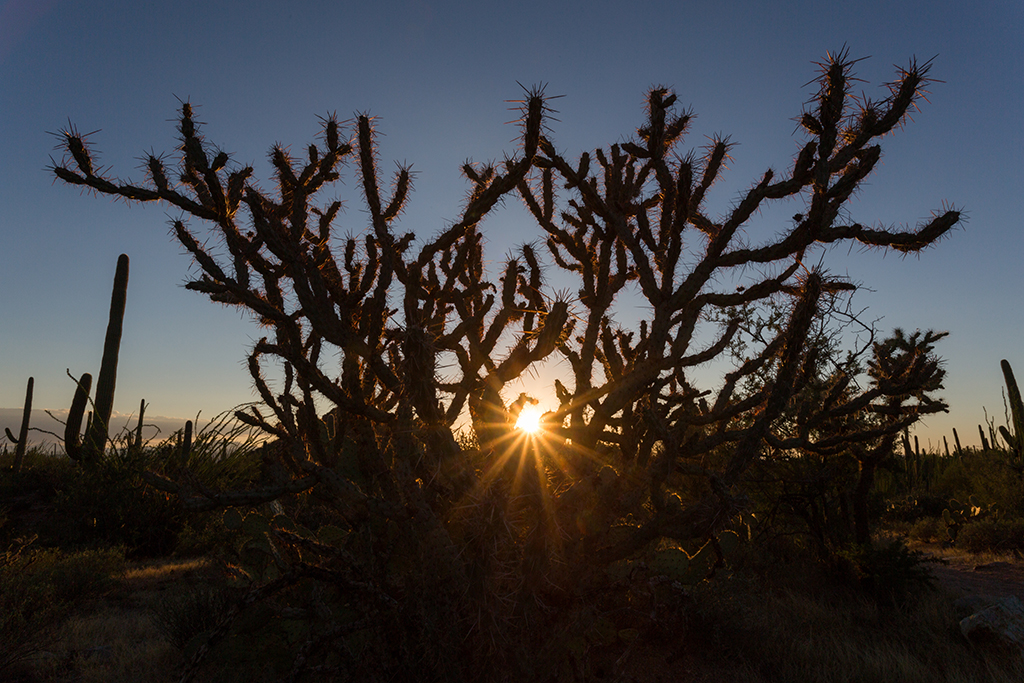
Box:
xmin=52 ymin=53 xmax=961 ymax=680
xmin=942 ymin=495 xmax=1000 ymax=544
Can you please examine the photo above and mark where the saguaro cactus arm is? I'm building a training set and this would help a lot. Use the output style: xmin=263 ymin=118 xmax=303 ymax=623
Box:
xmin=6 ymin=376 xmax=34 ymax=473
xmin=998 ymin=359 xmax=1024 ymax=470
xmin=64 ymin=372 xmax=93 ymax=461
xmin=82 ymin=253 xmax=129 ymax=461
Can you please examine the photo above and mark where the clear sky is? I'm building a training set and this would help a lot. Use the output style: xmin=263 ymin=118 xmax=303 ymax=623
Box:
xmin=1 ymin=0 xmax=1021 ymax=451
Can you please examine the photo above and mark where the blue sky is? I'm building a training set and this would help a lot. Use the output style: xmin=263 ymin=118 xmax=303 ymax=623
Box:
xmin=1 ymin=0 xmax=1021 ymax=451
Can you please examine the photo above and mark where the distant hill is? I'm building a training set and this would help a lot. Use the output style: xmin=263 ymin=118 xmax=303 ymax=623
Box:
xmin=0 ymin=408 xmax=202 ymax=453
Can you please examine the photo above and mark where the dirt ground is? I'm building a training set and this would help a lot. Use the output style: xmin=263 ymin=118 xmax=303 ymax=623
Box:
xmin=914 ymin=543 xmax=1024 ymax=600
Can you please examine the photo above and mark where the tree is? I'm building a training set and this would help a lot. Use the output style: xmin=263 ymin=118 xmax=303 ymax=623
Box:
xmin=52 ymin=51 xmax=958 ymax=680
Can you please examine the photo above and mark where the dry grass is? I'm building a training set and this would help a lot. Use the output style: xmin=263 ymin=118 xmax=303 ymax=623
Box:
xmin=123 ymin=557 xmax=214 ymax=586
xmin=906 ymin=540 xmax=1022 ymax=567
xmin=679 ymin=568 xmax=1024 ymax=683
xmin=29 ymin=607 xmax=179 ymax=683
xmin=7 ymin=550 xmax=1024 ymax=682
xmin=7 ymin=557 xmax=216 ymax=683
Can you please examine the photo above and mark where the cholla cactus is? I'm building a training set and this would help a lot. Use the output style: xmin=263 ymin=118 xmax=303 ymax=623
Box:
xmin=53 ymin=52 xmax=959 ymax=680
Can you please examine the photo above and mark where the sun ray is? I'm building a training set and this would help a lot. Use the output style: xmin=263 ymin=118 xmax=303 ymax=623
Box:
xmin=514 ymin=404 xmax=544 ymax=434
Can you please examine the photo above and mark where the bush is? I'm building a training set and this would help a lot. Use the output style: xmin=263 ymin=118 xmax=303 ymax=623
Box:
xmin=16 ymin=415 xmax=264 ymax=557
xmin=932 ymin=452 xmax=1024 ymax=517
xmin=151 ymin=583 xmax=236 ymax=651
xmin=957 ymin=518 xmax=1024 ymax=554
xmin=909 ymin=516 xmax=946 ymax=544
xmin=48 ymin=449 xmax=182 ymax=556
xmin=833 ymin=539 xmax=939 ymax=606
xmin=0 ymin=541 xmax=124 ymax=675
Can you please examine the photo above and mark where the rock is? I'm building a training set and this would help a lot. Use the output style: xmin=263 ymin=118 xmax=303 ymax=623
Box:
xmin=953 ymin=594 xmax=1000 ymax=620
xmin=960 ymin=595 xmax=1024 ymax=649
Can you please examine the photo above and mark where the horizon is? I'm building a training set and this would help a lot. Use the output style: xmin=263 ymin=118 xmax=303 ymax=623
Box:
xmin=2 ymin=0 xmax=1021 ymax=454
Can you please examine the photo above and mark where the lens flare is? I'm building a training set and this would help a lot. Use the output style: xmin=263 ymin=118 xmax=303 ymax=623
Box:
xmin=514 ymin=404 xmax=544 ymax=434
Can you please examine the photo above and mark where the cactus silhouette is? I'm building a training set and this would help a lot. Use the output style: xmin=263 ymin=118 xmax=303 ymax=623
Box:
xmin=997 ymin=359 xmax=1024 ymax=472
xmin=53 ymin=53 xmax=960 ymax=680
xmin=64 ymin=254 xmax=129 ymax=462
xmin=5 ymin=376 xmax=33 ymax=473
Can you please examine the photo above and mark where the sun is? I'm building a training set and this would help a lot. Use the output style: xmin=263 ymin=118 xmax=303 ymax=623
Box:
xmin=514 ymin=404 xmax=544 ymax=434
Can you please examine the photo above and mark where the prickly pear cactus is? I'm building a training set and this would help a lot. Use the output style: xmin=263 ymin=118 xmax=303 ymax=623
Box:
xmin=941 ymin=496 xmax=1000 ymax=543
xmin=650 ymin=547 xmax=691 ymax=581
xmin=647 ymin=529 xmax=743 ymax=585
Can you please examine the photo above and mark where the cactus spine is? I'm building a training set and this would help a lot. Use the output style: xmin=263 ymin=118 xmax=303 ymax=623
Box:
xmin=65 ymin=254 xmax=129 ymax=463
xmin=5 ymin=376 xmax=34 ymax=473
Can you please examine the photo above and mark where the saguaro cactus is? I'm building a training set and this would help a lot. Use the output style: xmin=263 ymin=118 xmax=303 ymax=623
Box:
xmin=133 ymin=398 xmax=147 ymax=451
xmin=64 ymin=373 xmax=93 ymax=461
xmin=5 ymin=376 xmax=34 ymax=473
xmin=64 ymin=254 xmax=129 ymax=462
xmin=998 ymin=359 xmax=1024 ymax=472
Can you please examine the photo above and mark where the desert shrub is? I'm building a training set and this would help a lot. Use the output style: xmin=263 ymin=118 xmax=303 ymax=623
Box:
xmin=173 ymin=514 xmax=240 ymax=558
xmin=832 ymin=539 xmax=939 ymax=607
xmin=932 ymin=451 xmax=1024 ymax=516
xmin=912 ymin=493 xmax=951 ymax=518
xmin=683 ymin=567 xmax=1024 ymax=683
xmin=884 ymin=493 xmax=950 ymax=524
xmin=933 ymin=457 xmax=973 ymax=499
xmin=48 ymin=447 xmax=183 ymax=556
xmin=29 ymin=412 xmax=264 ymax=557
xmin=908 ymin=516 xmax=945 ymax=544
xmin=151 ymin=584 xmax=236 ymax=651
xmin=0 ymin=541 xmax=124 ymax=675
xmin=957 ymin=517 xmax=1024 ymax=554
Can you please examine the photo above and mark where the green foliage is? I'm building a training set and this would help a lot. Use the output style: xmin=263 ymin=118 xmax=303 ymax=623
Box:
xmin=1 ymin=412 xmax=264 ymax=557
xmin=932 ymin=449 xmax=1024 ymax=518
xmin=49 ymin=445 xmax=183 ymax=555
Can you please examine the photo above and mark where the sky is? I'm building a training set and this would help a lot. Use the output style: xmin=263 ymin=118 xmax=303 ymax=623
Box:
xmin=1 ymin=0 xmax=1021 ymax=452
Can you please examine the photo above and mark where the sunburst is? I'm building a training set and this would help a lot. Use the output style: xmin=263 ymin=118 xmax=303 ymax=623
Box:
xmin=514 ymin=404 xmax=544 ymax=434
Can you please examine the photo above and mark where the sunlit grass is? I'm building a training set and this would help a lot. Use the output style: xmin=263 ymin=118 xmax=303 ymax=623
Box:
xmin=123 ymin=557 xmax=213 ymax=585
